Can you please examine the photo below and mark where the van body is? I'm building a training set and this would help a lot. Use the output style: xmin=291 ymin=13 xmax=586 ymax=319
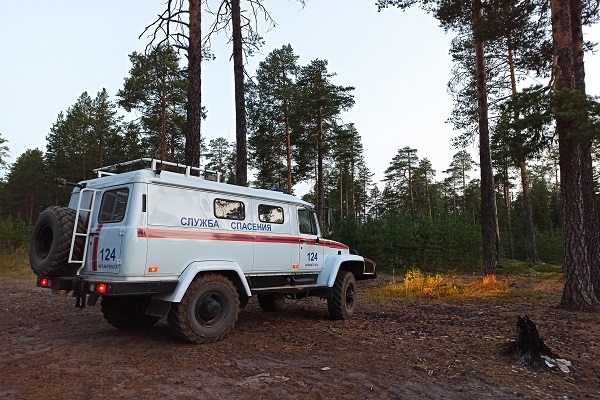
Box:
xmin=31 ymin=159 xmax=376 ymax=343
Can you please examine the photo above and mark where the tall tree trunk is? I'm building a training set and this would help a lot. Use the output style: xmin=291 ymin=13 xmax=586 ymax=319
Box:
xmin=502 ymin=167 xmax=515 ymax=259
xmin=520 ymin=161 xmax=539 ymax=262
xmin=160 ymin=88 xmax=167 ymax=161
xmin=231 ymin=0 xmax=248 ymax=186
xmin=317 ymin=106 xmax=325 ymax=225
xmin=185 ymin=0 xmax=202 ymax=169
xmin=508 ymin=46 xmax=539 ymax=263
xmin=473 ymin=0 xmax=499 ymax=276
xmin=551 ymin=0 xmax=599 ymax=307
xmin=285 ymin=116 xmax=292 ymax=194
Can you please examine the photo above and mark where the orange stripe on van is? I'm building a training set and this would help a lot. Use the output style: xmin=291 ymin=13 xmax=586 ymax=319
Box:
xmin=136 ymin=228 xmax=349 ymax=250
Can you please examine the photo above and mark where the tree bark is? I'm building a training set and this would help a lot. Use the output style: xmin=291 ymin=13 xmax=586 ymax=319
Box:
xmin=473 ymin=0 xmax=499 ymax=276
xmin=185 ymin=0 xmax=202 ymax=169
xmin=317 ymin=106 xmax=325 ymax=225
xmin=231 ymin=0 xmax=248 ymax=186
xmin=520 ymin=161 xmax=539 ymax=263
xmin=551 ymin=0 xmax=599 ymax=308
xmin=285 ymin=116 xmax=292 ymax=194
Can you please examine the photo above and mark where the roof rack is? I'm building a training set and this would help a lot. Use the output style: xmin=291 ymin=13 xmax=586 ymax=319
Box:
xmin=93 ymin=158 xmax=221 ymax=182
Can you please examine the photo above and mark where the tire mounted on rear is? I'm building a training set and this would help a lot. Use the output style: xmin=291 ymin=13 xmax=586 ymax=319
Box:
xmin=29 ymin=206 xmax=84 ymax=277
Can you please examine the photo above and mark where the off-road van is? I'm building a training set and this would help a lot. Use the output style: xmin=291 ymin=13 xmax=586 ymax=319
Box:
xmin=30 ymin=159 xmax=376 ymax=343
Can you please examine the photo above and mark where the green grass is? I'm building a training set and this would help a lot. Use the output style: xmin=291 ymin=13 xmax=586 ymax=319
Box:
xmin=0 ymin=248 xmax=35 ymax=279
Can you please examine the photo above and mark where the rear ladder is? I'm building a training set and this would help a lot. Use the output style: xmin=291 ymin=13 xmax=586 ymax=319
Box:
xmin=69 ymin=188 xmax=99 ymax=271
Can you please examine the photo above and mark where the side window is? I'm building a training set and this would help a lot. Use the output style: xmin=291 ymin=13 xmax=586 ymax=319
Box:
xmin=298 ymin=208 xmax=318 ymax=235
xmin=258 ymin=204 xmax=284 ymax=224
xmin=98 ymin=188 xmax=129 ymax=223
xmin=214 ymin=198 xmax=245 ymax=220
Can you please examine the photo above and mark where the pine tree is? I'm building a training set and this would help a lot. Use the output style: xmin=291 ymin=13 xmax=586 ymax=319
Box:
xmin=117 ymin=45 xmax=188 ymax=161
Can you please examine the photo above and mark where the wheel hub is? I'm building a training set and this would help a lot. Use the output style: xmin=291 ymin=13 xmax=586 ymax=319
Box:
xmin=197 ymin=296 xmax=221 ymax=321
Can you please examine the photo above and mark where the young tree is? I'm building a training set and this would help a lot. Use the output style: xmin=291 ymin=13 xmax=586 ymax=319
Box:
xmin=246 ymin=45 xmax=301 ymax=193
xmin=204 ymin=137 xmax=235 ymax=182
xmin=0 ymin=133 xmax=9 ymax=170
xmin=296 ymin=59 xmax=355 ymax=223
xmin=117 ymin=45 xmax=188 ymax=161
xmin=4 ymin=149 xmax=49 ymax=221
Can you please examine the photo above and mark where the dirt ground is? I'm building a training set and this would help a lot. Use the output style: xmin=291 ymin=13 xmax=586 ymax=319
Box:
xmin=1 ymin=274 xmax=599 ymax=400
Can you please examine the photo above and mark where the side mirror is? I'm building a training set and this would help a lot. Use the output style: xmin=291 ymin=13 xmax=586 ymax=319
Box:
xmin=326 ymin=208 xmax=334 ymax=236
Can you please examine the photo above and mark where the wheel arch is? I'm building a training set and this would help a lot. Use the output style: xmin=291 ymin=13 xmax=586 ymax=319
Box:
xmin=153 ymin=261 xmax=251 ymax=307
xmin=317 ymin=254 xmax=365 ymax=288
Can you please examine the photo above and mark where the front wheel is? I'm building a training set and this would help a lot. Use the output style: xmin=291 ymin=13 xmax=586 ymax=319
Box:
xmin=327 ymin=270 xmax=357 ymax=320
xmin=168 ymin=274 xmax=239 ymax=344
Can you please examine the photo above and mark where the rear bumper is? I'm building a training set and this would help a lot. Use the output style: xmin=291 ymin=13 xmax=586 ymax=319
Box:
xmin=36 ymin=276 xmax=178 ymax=296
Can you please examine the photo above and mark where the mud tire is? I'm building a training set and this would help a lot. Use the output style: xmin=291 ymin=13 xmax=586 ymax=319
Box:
xmin=257 ymin=294 xmax=286 ymax=312
xmin=168 ymin=274 xmax=239 ymax=344
xmin=327 ymin=270 xmax=357 ymax=320
xmin=29 ymin=206 xmax=84 ymax=277
xmin=101 ymin=296 xmax=160 ymax=330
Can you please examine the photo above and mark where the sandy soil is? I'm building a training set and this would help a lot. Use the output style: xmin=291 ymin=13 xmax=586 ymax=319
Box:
xmin=0 ymin=275 xmax=599 ymax=400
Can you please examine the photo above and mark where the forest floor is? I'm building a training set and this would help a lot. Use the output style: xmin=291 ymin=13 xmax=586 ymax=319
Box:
xmin=1 ymin=269 xmax=599 ymax=400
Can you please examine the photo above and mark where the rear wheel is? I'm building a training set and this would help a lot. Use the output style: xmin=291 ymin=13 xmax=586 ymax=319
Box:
xmin=101 ymin=296 xmax=160 ymax=329
xmin=257 ymin=294 xmax=286 ymax=312
xmin=327 ymin=270 xmax=357 ymax=320
xmin=168 ymin=274 xmax=239 ymax=344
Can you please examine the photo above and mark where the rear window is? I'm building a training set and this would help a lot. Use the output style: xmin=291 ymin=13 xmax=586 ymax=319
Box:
xmin=98 ymin=188 xmax=129 ymax=223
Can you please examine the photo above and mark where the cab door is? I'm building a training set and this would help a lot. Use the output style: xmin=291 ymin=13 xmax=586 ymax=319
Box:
xmin=297 ymin=208 xmax=323 ymax=272
xmin=87 ymin=186 xmax=130 ymax=274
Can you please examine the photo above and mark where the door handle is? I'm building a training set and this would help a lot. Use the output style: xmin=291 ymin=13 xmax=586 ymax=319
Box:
xmin=300 ymin=239 xmax=306 ymax=244
xmin=89 ymin=232 xmax=100 ymax=237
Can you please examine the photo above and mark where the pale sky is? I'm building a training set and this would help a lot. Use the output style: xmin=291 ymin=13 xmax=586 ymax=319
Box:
xmin=1 ymin=1 xmax=600 ymax=189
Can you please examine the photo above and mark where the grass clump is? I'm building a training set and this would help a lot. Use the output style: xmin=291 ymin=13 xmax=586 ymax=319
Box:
xmin=378 ymin=268 xmax=510 ymax=299
xmin=0 ymin=248 xmax=34 ymax=279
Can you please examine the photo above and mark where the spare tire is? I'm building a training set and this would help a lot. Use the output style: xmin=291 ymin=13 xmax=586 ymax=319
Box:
xmin=29 ymin=206 xmax=85 ymax=277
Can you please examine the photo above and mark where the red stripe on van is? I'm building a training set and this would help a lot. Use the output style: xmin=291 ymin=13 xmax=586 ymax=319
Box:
xmin=136 ymin=228 xmax=348 ymax=250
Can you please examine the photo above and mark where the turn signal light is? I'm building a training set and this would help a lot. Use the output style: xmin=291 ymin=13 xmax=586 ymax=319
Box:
xmin=96 ymin=283 xmax=107 ymax=294
xmin=148 ymin=266 xmax=158 ymax=273
xmin=39 ymin=278 xmax=50 ymax=287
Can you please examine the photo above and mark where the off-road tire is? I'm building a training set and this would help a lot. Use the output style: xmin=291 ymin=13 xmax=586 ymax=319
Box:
xmin=101 ymin=296 xmax=160 ymax=330
xmin=29 ymin=206 xmax=84 ymax=277
xmin=257 ymin=294 xmax=286 ymax=312
xmin=167 ymin=274 xmax=239 ymax=344
xmin=327 ymin=270 xmax=357 ymax=320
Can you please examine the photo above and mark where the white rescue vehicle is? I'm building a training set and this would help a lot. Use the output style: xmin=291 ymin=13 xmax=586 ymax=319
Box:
xmin=30 ymin=159 xmax=376 ymax=343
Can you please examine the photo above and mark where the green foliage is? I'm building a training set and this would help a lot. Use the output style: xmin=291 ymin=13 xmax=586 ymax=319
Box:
xmin=117 ymin=45 xmax=188 ymax=161
xmin=0 ymin=132 xmax=9 ymax=170
xmin=3 ymin=149 xmax=49 ymax=222
xmin=332 ymin=215 xmax=482 ymax=272
xmin=0 ymin=216 xmax=31 ymax=250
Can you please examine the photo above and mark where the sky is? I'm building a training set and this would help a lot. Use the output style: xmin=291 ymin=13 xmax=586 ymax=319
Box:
xmin=1 ymin=1 xmax=600 ymax=191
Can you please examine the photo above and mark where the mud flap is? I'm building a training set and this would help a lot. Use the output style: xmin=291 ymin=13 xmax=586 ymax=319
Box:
xmin=73 ymin=280 xmax=89 ymax=309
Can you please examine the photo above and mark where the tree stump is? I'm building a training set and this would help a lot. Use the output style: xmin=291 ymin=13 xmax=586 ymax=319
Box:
xmin=513 ymin=316 xmax=557 ymax=369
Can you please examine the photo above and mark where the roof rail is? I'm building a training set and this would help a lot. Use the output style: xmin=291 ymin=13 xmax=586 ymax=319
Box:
xmin=93 ymin=158 xmax=221 ymax=182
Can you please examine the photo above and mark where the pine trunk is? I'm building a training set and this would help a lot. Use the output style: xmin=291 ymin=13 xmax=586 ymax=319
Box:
xmin=551 ymin=0 xmax=599 ymax=308
xmin=185 ymin=0 xmax=202 ymax=169
xmin=473 ymin=0 xmax=499 ymax=276
xmin=232 ymin=0 xmax=248 ymax=186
